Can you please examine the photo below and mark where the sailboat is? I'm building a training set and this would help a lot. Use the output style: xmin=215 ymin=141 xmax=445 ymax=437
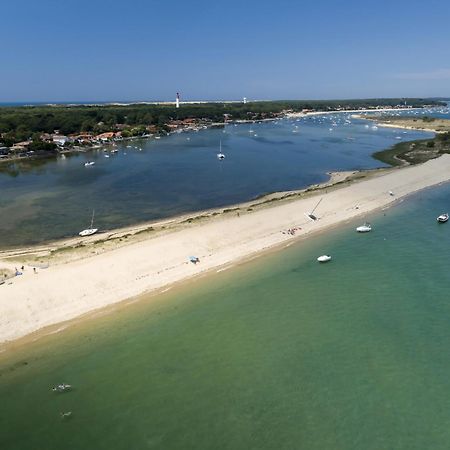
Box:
xmin=306 ymin=198 xmax=323 ymax=221
xmin=217 ymin=141 xmax=225 ymax=160
xmin=79 ymin=210 xmax=98 ymax=236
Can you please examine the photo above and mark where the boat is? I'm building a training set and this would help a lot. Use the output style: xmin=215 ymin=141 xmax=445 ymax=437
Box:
xmin=437 ymin=213 xmax=449 ymax=223
xmin=317 ymin=255 xmax=332 ymax=263
xmin=306 ymin=198 xmax=323 ymax=221
xmin=52 ymin=384 xmax=72 ymax=392
xmin=79 ymin=210 xmax=98 ymax=237
xmin=356 ymin=223 xmax=372 ymax=233
xmin=217 ymin=141 xmax=225 ymax=160
xmin=84 ymin=161 xmax=95 ymax=167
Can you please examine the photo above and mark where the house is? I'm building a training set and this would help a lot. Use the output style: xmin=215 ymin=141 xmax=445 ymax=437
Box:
xmin=11 ymin=141 xmax=32 ymax=151
xmin=52 ymin=135 xmax=70 ymax=146
xmin=96 ymin=132 xmax=118 ymax=142
xmin=71 ymin=133 xmax=95 ymax=145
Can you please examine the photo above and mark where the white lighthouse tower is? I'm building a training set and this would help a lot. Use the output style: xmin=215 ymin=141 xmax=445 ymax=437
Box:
xmin=243 ymin=97 xmax=247 ymax=104
xmin=176 ymin=92 xmax=180 ymax=108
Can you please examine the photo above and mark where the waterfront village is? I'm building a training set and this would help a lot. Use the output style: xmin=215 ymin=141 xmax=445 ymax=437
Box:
xmin=0 ymin=111 xmax=283 ymax=162
xmin=0 ymin=117 xmax=219 ymax=161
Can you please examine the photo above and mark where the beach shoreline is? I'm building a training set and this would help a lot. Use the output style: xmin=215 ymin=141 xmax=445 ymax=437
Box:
xmin=351 ymin=114 xmax=444 ymax=134
xmin=2 ymin=155 xmax=450 ymax=347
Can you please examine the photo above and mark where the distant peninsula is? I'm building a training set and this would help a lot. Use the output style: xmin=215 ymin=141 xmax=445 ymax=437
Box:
xmin=0 ymin=98 xmax=444 ymax=163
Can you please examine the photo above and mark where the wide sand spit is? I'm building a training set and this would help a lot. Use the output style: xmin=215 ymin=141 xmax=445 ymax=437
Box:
xmin=2 ymin=155 xmax=450 ymax=344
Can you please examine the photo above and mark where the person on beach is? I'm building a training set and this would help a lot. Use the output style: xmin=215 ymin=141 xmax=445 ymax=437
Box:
xmin=33 ymin=268 xmax=37 ymax=274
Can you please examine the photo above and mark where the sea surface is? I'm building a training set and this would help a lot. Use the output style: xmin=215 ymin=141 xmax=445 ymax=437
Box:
xmin=1 ymin=182 xmax=450 ymax=449
xmin=0 ymin=113 xmax=434 ymax=248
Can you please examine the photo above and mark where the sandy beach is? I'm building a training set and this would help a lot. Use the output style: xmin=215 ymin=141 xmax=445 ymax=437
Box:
xmin=2 ymin=155 xmax=450 ymax=344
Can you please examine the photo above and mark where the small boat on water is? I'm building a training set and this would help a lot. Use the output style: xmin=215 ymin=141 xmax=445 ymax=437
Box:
xmin=84 ymin=161 xmax=95 ymax=167
xmin=437 ymin=213 xmax=449 ymax=223
xmin=217 ymin=141 xmax=225 ymax=160
xmin=317 ymin=255 xmax=331 ymax=263
xmin=79 ymin=210 xmax=98 ymax=237
xmin=356 ymin=223 xmax=372 ymax=233
xmin=52 ymin=384 xmax=72 ymax=392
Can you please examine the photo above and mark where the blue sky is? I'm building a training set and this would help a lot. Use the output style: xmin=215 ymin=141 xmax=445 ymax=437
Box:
xmin=2 ymin=0 xmax=450 ymax=102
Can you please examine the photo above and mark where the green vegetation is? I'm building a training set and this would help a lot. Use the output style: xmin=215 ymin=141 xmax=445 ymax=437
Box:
xmin=0 ymin=98 xmax=443 ymax=146
xmin=368 ymin=115 xmax=450 ymax=166
xmin=373 ymin=132 xmax=450 ymax=166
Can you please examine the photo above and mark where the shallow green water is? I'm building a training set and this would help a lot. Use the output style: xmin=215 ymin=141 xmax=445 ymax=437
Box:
xmin=1 ymin=184 xmax=450 ymax=449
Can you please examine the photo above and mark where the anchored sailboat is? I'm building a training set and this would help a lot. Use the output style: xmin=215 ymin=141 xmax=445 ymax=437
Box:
xmin=217 ymin=141 xmax=225 ymax=160
xmin=79 ymin=210 xmax=98 ymax=237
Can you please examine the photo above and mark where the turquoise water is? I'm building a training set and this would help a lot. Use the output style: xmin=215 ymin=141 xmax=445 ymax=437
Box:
xmin=1 ymin=183 xmax=450 ymax=449
xmin=0 ymin=114 xmax=432 ymax=248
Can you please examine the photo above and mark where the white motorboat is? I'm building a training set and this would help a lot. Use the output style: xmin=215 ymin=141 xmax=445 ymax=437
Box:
xmin=437 ymin=213 xmax=449 ymax=223
xmin=79 ymin=210 xmax=98 ymax=237
xmin=317 ymin=255 xmax=332 ymax=263
xmin=356 ymin=223 xmax=372 ymax=233
xmin=52 ymin=383 xmax=72 ymax=392
xmin=84 ymin=161 xmax=95 ymax=167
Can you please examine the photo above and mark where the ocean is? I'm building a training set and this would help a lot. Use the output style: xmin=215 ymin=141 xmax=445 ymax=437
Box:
xmin=1 ymin=181 xmax=450 ymax=449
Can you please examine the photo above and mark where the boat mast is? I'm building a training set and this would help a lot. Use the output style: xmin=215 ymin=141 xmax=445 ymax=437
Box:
xmin=90 ymin=209 xmax=95 ymax=228
xmin=310 ymin=197 xmax=323 ymax=215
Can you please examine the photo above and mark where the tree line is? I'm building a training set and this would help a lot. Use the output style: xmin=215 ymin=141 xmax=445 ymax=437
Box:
xmin=0 ymin=98 xmax=444 ymax=146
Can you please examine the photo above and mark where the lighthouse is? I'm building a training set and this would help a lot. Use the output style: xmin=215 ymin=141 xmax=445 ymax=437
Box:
xmin=176 ymin=92 xmax=180 ymax=108
xmin=243 ymin=97 xmax=247 ymax=104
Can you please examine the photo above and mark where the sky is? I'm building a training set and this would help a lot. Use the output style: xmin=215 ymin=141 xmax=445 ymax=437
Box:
xmin=1 ymin=0 xmax=450 ymax=102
